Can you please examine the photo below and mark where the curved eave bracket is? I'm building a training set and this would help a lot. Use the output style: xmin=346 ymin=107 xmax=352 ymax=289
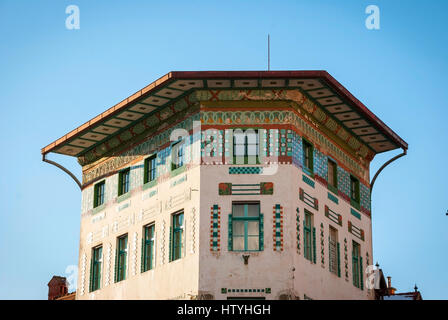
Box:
xmin=370 ymin=148 xmax=407 ymax=194
xmin=42 ymin=153 xmax=82 ymax=190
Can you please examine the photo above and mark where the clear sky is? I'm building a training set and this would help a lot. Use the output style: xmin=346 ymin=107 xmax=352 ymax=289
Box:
xmin=0 ymin=0 xmax=447 ymax=299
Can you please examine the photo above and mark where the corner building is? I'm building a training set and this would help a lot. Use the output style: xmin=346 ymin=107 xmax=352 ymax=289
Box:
xmin=41 ymin=71 xmax=408 ymax=300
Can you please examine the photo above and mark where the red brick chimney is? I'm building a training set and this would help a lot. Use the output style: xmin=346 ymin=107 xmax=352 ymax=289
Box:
xmin=48 ymin=276 xmax=68 ymax=300
xmin=387 ymin=276 xmax=396 ymax=295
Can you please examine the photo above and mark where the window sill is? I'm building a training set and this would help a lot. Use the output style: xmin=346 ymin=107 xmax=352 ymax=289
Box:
xmin=117 ymin=192 xmax=131 ymax=203
xmin=143 ymin=179 xmax=157 ymax=191
xmin=328 ymin=184 xmax=338 ymax=195
xmin=170 ymin=165 xmax=186 ymax=177
xmin=350 ymin=199 xmax=361 ymax=210
xmin=92 ymin=203 xmax=106 ymax=215
xmin=302 ymin=166 xmax=314 ymax=178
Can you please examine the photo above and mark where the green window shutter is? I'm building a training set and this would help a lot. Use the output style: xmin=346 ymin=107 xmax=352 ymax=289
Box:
xmin=141 ymin=238 xmax=145 ymax=273
xmin=360 ymin=257 xmax=364 ymax=290
xmin=303 ymin=221 xmax=307 ymax=259
xmin=89 ymin=257 xmax=94 ymax=292
xmin=337 ymin=242 xmax=341 ymax=277
xmin=93 ymin=185 xmax=98 ymax=208
xmin=118 ymin=172 xmax=123 ymax=196
xmin=228 ymin=214 xmax=233 ymax=251
xmin=312 ymin=227 xmax=316 ymax=264
xmin=168 ymin=226 xmax=173 ymax=262
xmin=259 ymin=213 xmax=264 ymax=251
xmin=143 ymin=159 xmax=148 ymax=184
xmin=114 ymin=247 xmax=118 ymax=283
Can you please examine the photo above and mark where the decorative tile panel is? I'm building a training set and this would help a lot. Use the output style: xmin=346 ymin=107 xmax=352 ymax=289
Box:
xmin=296 ymin=208 xmax=301 ymax=255
xmin=273 ymin=204 xmax=283 ymax=251
xmin=210 ymin=205 xmax=221 ymax=252
xmin=229 ymin=167 xmax=263 ymax=174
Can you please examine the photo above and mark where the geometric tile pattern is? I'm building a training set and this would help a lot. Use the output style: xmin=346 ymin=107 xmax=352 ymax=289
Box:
xmin=229 ymin=167 xmax=263 ymax=174
xmin=313 ymin=148 xmax=328 ymax=181
xmin=273 ymin=204 xmax=283 ymax=252
xmin=291 ymin=131 xmax=303 ymax=167
xmin=337 ymin=166 xmax=351 ymax=199
xmin=210 ymin=205 xmax=221 ymax=252
xmin=360 ymin=183 xmax=371 ymax=213
xmin=296 ymin=208 xmax=301 ymax=255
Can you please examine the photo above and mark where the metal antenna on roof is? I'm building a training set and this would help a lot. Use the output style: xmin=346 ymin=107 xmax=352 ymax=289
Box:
xmin=267 ymin=34 xmax=270 ymax=71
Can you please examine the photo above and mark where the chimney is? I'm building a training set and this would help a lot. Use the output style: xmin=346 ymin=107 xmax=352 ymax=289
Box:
xmin=386 ymin=276 xmax=396 ymax=295
xmin=48 ymin=276 xmax=68 ymax=300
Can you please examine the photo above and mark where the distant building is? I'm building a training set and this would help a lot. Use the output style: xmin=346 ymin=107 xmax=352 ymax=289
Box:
xmin=42 ymin=71 xmax=408 ymax=299
xmin=377 ymin=275 xmax=423 ymax=300
xmin=48 ymin=276 xmax=75 ymax=300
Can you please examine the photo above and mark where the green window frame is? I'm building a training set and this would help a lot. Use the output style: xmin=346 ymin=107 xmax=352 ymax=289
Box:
xmin=170 ymin=211 xmax=184 ymax=262
xmin=115 ymin=234 xmax=128 ymax=283
xmin=89 ymin=245 xmax=102 ymax=292
xmin=350 ymin=175 xmax=360 ymax=206
xmin=233 ymin=129 xmax=259 ymax=164
xmin=142 ymin=224 xmax=155 ymax=272
xmin=328 ymin=226 xmax=339 ymax=276
xmin=230 ymin=202 xmax=262 ymax=252
xmin=327 ymin=159 xmax=338 ymax=193
xmin=93 ymin=180 xmax=105 ymax=208
xmin=171 ymin=140 xmax=185 ymax=171
xmin=302 ymin=139 xmax=314 ymax=175
xmin=352 ymin=241 xmax=361 ymax=288
xmin=144 ymin=155 xmax=157 ymax=184
xmin=118 ymin=168 xmax=130 ymax=196
xmin=303 ymin=210 xmax=313 ymax=261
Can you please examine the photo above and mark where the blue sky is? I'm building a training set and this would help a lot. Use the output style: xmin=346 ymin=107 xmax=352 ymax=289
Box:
xmin=0 ymin=0 xmax=447 ymax=299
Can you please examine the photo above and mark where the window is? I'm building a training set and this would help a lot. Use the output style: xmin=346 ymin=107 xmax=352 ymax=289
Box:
xmin=329 ymin=227 xmax=339 ymax=275
xmin=303 ymin=139 xmax=313 ymax=174
xmin=171 ymin=140 xmax=185 ymax=171
xmin=144 ymin=155 xmax=157 ymax=184
xmin=93 ymin=181 xmax=105 ymax=208
xmin=90 ymin=245 xmax=102 ymax=292
xmin=352 ymin=241 xmax=362 ymax=288
xmin=328 ymin=159 xmax=338 ymax=192
xmin=231 ymin=202 xmax=261 ymax=251
xmin=170 ymin=211 xmax=184 ymax=261
xmin=115 ymin=234 xmax=128 ymax=282
xmin=303 ymin=210 xmax=314 ymax=262
xmin=233 ymin=129 xmax=259 ymax=164
xmin=350 ymin=175 xmax=360 ymax=203
xmin=118 ymin=168 xmax=130 ymax=196
xmin=142 ymin=224 xmax=155 ymax=272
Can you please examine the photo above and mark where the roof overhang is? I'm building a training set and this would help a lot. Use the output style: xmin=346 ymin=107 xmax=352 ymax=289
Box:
xmin=41 ymin=70 xmax=408 ymax=158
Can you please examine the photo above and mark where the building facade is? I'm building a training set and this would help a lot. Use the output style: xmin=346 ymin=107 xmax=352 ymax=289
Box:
xmin=42 ymin=71 xmax=407 ymax=300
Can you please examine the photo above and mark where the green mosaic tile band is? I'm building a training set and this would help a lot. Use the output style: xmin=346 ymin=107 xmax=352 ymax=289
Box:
xmin=229 ymin=167 xmax=263 ymax=174
xmin=302 ymin=174 xmax=315 ymax=188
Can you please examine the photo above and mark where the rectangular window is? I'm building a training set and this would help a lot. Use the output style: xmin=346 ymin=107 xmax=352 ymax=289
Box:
xmin=118 ymin=168 xmax=130 ymax=196
xmin=144 ymin=155 xmax=157 ymax=184
xmin=304 ymin=210 xmax=313 ymax=261
xmin=93 ymin=181 xmax=105 ymax=208
xmin=171 ymin=211 xmax=184 ymax=261
xmin=115 ymin=234 xmax=128 ymax=282
xmin=231 ymin=202 xmax=261 ymax=251
xmin=328 ymin=159 xmax=338 ymax=191
xmin=329 ymin=227 xmax=338 ymax=275
xmin=352 ymin=241 xmax=361 ymax=288
xmin=171 ymin=141 xmax=185 ymax=171
xmin=233 ymin=129 xmax=259 ymax=164
xmin=350 ymin=175 xmax=360 ymax=203
xmin=142 ymin=224 xmax=155 ymax=272
xmin=303 ymin=139 xmax=313 ymax=174
xmin=90 ymin=245 xmax=102 ymax=292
